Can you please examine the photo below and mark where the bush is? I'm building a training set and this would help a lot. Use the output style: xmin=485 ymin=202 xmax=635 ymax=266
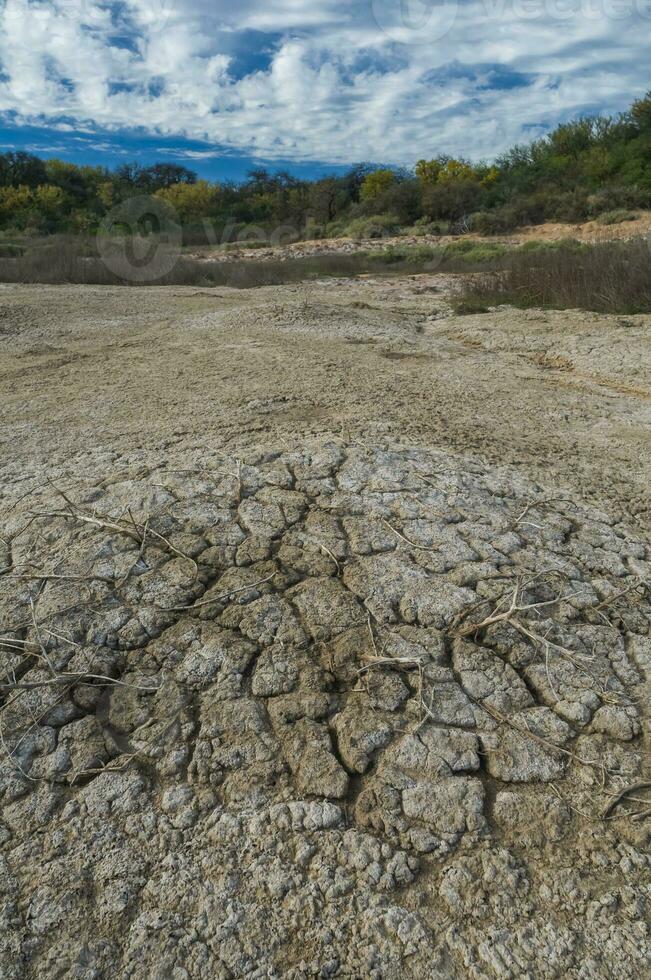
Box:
xmin=470 ymin=195 xmax=548 ymax=233
xmin=471 ymin=209 xmax=520 ymax=235
xmin=422 ymin=179 xmax=482 ymax=221
xmin=595 ymin=209 xmax=639 ymax=225
xmin=363 ymin=180 xmax=422 ymax=224
xmin=441 ymin=239 xmax=476 ymax=254
xmin=519 ymin=238 xmax=584 ymax=254
xmin=344 ymin=214 xmax=402 ymax=239
xmin=0 ymin=243 xmax=24 ymax=257
xmin=587 ymin=185 xmax=651 ymax=216
xmin=443 ymin=241 xmax=509 ymax=263
xmin=452 ymin=299 xmax=491 ymax=315
xmin=303 ymin=217 xmax=327 ymax=240
xmin=408 ymin=217 xmax=449 ymax=236
xmin=546 ymin=190 xmax=590 ymax=223
xmin=213 ymin=240 xmax=270 ymax=253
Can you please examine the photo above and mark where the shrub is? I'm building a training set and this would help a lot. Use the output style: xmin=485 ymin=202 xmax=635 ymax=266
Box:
xmin=443 ymin=241 xmax=509 ymax=263
xmin=519 ymin=238 xmax=584 ymax=254
xmin=452 ymin=299 xmax=491 ymax=315
xmin=344 ymin=214 xmax=402 ymax=239
xmin=546 ymin=190 xmax=590 ymax=223
xmin=587 ymin=185 xmax=651 ymax=216
xmin=422 ymin=179 xmax=482 ymax=221
xmin=595 ymin=209 xmax=639 ymax=225
xmin=0 ymin=243 xmax=24 ymax=257
xmin=218 ymin=240 xmax=271 ymax=251
xmin=470 ymin=196 xmax=548 ymax=233
xmin=471 ymin=209 xmax=519 ymax=235
xmin=409 ymin=217 xmax=449 ymax=236
xmin=365 ymin=180 xmax=422 ymax=224
xmin=303 ymin=217 xmax=326 ymax=240
xmin=368 ymin=245 xmax=438 ymax=265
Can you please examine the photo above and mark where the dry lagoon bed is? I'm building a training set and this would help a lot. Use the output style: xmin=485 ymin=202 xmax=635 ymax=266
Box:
xmin=0 ymin=274 xmax=649 ymax=978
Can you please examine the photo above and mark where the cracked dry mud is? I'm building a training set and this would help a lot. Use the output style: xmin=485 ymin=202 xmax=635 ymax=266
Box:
xmin=1 ymin=441 xmax=649 ymax=979
xmin=0 ymin=277 xmax=649 ymax=978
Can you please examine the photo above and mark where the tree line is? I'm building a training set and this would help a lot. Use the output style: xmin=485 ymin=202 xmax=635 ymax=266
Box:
xmin=1 ymin=92 xmax=650 ymax=241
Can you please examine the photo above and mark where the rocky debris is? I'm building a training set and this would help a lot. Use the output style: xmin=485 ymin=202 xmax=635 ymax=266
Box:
xmin=0 ymin=441 xmax=649 ymax=977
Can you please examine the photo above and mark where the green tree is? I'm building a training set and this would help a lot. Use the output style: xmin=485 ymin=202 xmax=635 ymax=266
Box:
xmin=630 ymin=92 xmax=651 ymax=131
xmin=0 ymin=152 xmax=48 ymax=188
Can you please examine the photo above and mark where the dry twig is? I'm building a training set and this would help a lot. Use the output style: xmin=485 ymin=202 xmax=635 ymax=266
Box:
xmin=160 ymin=572 xmax=277 ymax=611
xmin=602 ymin=781 xmax=651 ymax=819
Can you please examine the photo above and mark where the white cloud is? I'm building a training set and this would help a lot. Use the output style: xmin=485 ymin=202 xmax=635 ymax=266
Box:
xmin=0 ymin=0 xmax=647 ymax=163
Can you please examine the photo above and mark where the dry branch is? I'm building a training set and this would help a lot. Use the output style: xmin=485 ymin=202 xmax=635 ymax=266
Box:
xmin=602 ymin=781 xmax=651 ymax=819
xmin=160 ymin=572 xmax=278 ymax=611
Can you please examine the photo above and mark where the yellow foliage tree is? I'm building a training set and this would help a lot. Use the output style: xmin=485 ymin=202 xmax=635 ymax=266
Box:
xmin=360 ymin=169 xmax=396 ymax=201
xmin=0 ymin=185 xmax=34 ymax=223
xmin=97 ymin=182 xmax=116 ymax=210
xmin=415 ymin=159 xmax=442 ymax=185
xmin=44 ymin=159 xmax=79 ymax=185
xmin=437 ymin=159 xmax=476 ymax=182
xmin=33 ymin=184 xmax=66 ymax=218
xmin=154 ymin=180 xmax=220 ymax=221
xmin=480 ymin=165 xmax=500 ymax=186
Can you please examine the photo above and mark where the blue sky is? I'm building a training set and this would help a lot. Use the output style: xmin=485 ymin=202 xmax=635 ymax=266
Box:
xmin=0 ymin=0 xmax=648 ymax=181
xmin=0 ymin=118 xmax=352 ymax=181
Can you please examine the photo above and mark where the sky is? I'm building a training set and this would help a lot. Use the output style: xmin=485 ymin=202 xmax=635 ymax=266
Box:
xmin=0 ymin=0 xmax=649 ymax=182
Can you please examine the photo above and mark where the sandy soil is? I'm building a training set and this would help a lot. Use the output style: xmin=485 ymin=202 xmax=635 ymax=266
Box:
xmin=0 ymin=273 xmax=649 ymax=527
xmin=514 ymin=211 xmax=651 ymax=243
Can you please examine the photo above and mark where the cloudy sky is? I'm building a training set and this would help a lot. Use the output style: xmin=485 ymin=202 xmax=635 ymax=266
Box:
xmin=0 ymin=0 xmax=648 ymax=179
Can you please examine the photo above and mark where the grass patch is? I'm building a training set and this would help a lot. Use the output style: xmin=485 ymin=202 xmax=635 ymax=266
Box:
xmin=451 ymin=299 xmax=491 ymax=315
xmin=0 ymin=236 xmax=518 ymax=286
xmin=0 ymin=238 xmax=430 ymax=286
xmin=444 ymin=241 xmax=509 ymax=263
xmin=4 ymin=236 xmax=648 ymax=316
xmin=595 ymin=209 xmax=639 ymax=226
xmin=0 ymin=243 xmax=24 ymax=257
xmin=518 ymin=238 xmax=584 ymax=253
xmin=456 ymin=238 xmax=651 ymax=315
xmin=366 ymin=241 xmax=511 ymax=270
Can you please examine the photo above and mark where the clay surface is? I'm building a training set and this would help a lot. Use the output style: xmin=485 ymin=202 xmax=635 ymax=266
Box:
xmin=0 ymin=278 xmax=649 ymax=977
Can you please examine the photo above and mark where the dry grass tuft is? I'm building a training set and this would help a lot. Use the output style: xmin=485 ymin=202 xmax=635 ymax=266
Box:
xmin=456 ymin=238 xmax=651 ymax=314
